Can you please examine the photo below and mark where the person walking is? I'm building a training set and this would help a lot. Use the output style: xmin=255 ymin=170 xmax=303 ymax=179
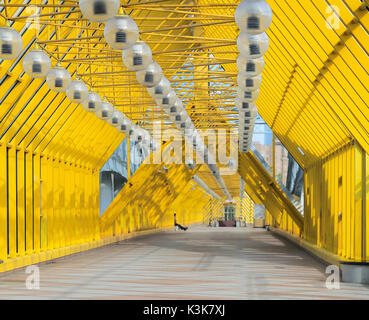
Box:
xmin=174 ymin=212 xmax=188 ymax=231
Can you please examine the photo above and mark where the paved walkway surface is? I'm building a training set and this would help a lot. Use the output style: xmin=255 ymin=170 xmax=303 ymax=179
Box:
xmin=0 ymin=226 xmax=368 ymax=299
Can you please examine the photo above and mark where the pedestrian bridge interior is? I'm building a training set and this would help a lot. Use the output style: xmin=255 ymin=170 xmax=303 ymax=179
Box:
xmin=1 ymin=0 xmax=369 ymax=298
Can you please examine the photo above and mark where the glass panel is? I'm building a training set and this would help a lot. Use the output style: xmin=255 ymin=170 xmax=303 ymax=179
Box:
xmin=275 ymin=138 xmax=304 ymax=213
xmin=252 ymin=115 xmax=273 ymax=170
xmin=251 ymin=115 xmax=304 ymax=215
xmin=99 ymin=138 xmax=128 ymax=215
xmin=130 ymin=139 xmax=150 ymax=176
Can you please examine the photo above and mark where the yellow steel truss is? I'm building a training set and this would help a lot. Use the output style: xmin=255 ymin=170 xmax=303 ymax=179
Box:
xmin=1 ymin=0 xmax=369 ymax=272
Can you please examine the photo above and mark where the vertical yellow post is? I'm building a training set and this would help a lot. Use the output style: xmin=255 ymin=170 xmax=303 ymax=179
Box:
xmin=17 ymin=149 xmax=25 ymax=256
xmin=54 ymin=159 xmax=65 ymax=248
xmin=127 ymin=137 xmax=130 ymax=180
xmin=354 ymin=144 xmax=363 ymax=261
xmin=78 ymin=165 xmax=84 ymax=243
xmin=348 ymin=148 xmax=353 ymax=259
xmin=47 ymin=156 xmax=54 ymax=251
xmin=87 ymin=168 xmax=93 ymax=241
xmin=338 ymin=151 xmax=343 ymax=257
xmin=33 ymin=153 xmax=41 ymax=253
xmin=40 ymin=156 xmax=48 ymax=251
xmin=64 ymin=161 xmax=71 ymax=247
xmin=25 ymin=151 xmax=33 ymax=254
xmin=365 ymin=151 xmax=369 ymax=261
xmin=272 ymin=133 xmax=276 ymax=180
xmin=0 ymin=143 xmax=7 ymax=261
xmin=93 ymin=169 xmax=100 ymax=240
xmin=8 ymin=146 xmax=17 ymax=258
xmin=53 ymin=158 xmax=60 ymax=249
xmin=70 ymin=162 xmax=77 ymax=245
xmin=342 ymin=148 xmax=347 ymax=259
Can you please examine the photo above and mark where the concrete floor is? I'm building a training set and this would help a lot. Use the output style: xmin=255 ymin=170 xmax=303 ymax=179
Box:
xmin=0 ymin=226 xmax=368 ymax=300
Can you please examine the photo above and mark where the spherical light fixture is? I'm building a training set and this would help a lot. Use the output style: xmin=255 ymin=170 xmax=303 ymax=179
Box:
xmin=46 ymin=65 xmax=72 ymax=93
xmin=239 ymin=116 xmax=257 ymax=129
xmin=184 ymin=126 xmax=197 ymax=141
xmin=235 ymin=0 xmax=273 ymax=35
xmin=131 ymin=127 xmax=146 ymax=143
xmin=81 ymin=91 xmax=102 ymax=113
xmin=109 ymin=109 xmax=124 ymax=127
xmin=238 ymin=102 xmax=258 ymax=114
xmin=23 ymin=49 xmax=51 ymax=78
xmin=104 ymin=14 xmax=139 ymax=50
xmin=169 ymin=99 xmax=184 ymax=116
xmin=0 ymin=26 xmax=23 ymax=60
xmin=239 ymin=122 xmax=256 ymax=134
xmin=237 ymin=74 xmax=262 ymax=91
xmin=179 ymin=117 xmax=193 ymax=131
xmin=237 ymin=88 xmax=259 ymax=102
xmin=239 ymin=119 xmax=255 ymax=132
xmin=147 ymin=76 xmax=171 ymax=100
xmin=122 ymin=42 xmax=152 ymax=71
xmin=155 ymin=90 xmax=177 ymax=109
xmin=79 ymin=0 xmax=120 ymax=23
xmin=136 ymin=61 xmax=162 ymax=88
xmin=66 ymin=80 xmax=89 ymax=104
xmin=96 ymin=101 xmax=114 ymax=121
xmin=173 ymin=110 xmax=188 ymax=124
xmin=237 ymin=32 xmax=269 ymax=58
xmin=118 ymin=117 xmax=132 ymax=135
xmin=237 ymin=55 xmax=264 ymax=77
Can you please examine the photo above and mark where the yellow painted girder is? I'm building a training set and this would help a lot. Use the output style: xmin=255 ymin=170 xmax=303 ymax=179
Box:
xmin=238 ymin=151 xmax=304 ymax=230
xmin=197 ymin=0 xmax=369 ymax=170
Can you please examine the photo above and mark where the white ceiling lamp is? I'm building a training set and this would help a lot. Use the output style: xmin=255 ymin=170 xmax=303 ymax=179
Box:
xmin=155 ymin=90 xmax=177 ymax=110
xmin=118 ymin=117 xmax=132 ymax=135
xmin=238 ymin=102 xmax=258 ymax=115
xmin=237 ymin=55 xmax=264 ymax=77
xmin=104 ymin=14 xmax=139 ymax=50
xmin=235 ymin=0 xmax=273 ymax=35
xmin=237 ymin=88 xmax=260 ymax=102
xmin=66 ymin=80 xmax=89 ymax=104
xmin=172 ymin=110 xmax=188 ymax=125
xmin=136 ymin=61 xmax=162 ymax=88
xmin=237 ymin=32 xmax=269 ymax=59
xmin=109 ymin=109 xmax=124 ymax=127
xmin=96 ymin=100 xmax=114 ymax=121
xmin=122 ymin=42 xmax=152 ymax=71
xmin=237 ymin=74 xmax=262 ymax=91
xmin=0 ymin=25 xmax=23 ymax=60
xmin=79 ymin=0 xmax=120 ymax=23
xmin=169 ymin=99 xmax=184 ymax=116
xmin=81 ymin=91 xmax=102 ymax=113
xmin=23 ymin=49 xmax=51 ymax=78
xmin=46 ymin=64 xmax=72 ymax=93
xmin=179 ymin=117 xmax=193 ymax=131
xmin=147 ymin=76 xmax=171 ymax=100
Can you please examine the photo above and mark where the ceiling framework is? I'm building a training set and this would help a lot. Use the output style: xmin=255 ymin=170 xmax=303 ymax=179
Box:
xmin=196 ymin=0 xmax=369 ymax=169
xmin=1 ymin=0 xmax=369 ymax=193
xmin=0 ymin=0 xmax=239 ymax=133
